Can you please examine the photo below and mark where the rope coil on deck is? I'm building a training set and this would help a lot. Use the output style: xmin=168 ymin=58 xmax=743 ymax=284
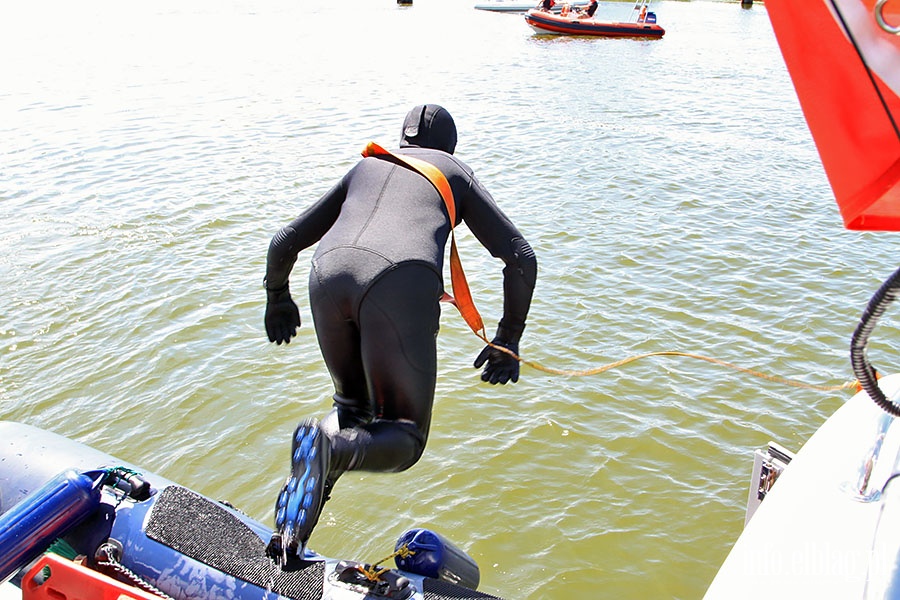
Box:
xmin=358 ymin=545 xmax=416 ymax=582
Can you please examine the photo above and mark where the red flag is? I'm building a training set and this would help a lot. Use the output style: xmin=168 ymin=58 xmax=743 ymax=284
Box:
xmin=767 ymin=0 xmax=900 ymax=230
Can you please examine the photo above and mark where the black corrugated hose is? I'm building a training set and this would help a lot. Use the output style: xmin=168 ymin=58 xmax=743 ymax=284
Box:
xmin=850 ymin=265 xmax=900 ymax=416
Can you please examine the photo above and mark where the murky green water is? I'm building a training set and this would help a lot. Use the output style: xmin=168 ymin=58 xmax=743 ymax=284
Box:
xmin=2 ymin=1 xmax=897 ymax=598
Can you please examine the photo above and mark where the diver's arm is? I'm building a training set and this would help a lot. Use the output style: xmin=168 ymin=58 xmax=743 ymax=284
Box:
xmin=462 ymin=178 xmax=537 ymax=339
xmin=264 ymin=175 xmax=349 ymax=344
xmin=265 ymin=176 xmax=349 ymax=290
xmin=462 ymin=177 xmax=537 ymax=383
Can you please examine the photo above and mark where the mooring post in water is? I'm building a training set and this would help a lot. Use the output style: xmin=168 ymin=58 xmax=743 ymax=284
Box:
xmin=398 ymin=0 xmax=412 ymax=5
xmin=741 ymin=0 xmax=753 ymax=7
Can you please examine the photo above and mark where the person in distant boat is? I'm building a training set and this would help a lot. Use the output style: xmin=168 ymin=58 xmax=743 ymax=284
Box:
xmin=575 ymin=0 xmax=598 ymax=18
xmin=263 ymin=104 xmax=537 ymax=561
xmin=539 ymin=0 xmax=555 ymax=11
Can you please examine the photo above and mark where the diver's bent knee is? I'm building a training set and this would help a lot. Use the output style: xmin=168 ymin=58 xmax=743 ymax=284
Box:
xmin=392 ymin=420 xmax=427 ymax=472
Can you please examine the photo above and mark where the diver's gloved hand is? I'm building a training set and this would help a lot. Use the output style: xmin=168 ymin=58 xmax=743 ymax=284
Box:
xmin=265 ymin=283 xmax=301 ymax=345
xmin=474 ymin=320 xmax=525 ymax=385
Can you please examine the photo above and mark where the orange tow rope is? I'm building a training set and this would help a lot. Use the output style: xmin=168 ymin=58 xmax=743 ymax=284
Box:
xmin=362 ymin=142 xmax=486 ymax=338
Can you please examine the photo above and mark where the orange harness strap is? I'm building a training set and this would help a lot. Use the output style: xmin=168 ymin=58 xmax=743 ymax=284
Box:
xmin=362 ymin=142 xmax=485 ymax=337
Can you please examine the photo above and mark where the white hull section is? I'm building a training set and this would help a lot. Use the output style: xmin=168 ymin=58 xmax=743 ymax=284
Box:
xmin=705 ymin=374 xmax=900 ymax=599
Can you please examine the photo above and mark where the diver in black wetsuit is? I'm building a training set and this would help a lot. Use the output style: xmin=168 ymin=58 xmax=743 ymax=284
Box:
xmin=263 ymin=104 xmax=537 ymax=560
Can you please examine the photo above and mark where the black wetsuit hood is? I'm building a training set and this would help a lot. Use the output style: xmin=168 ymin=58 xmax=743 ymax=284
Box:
xmin=399 ymin=104 xmax=458 ymax=155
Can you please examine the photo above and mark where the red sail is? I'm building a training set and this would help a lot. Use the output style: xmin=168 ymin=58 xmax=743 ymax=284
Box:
xmin=767 ymin=0 xmax=900 ymax=231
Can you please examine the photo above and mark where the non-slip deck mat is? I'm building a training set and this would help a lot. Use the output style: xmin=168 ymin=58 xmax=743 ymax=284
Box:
xmin=423 ymin=578 xmax=504 ymax=600
xmin=145 ymin=485 xmax=324 ymax=600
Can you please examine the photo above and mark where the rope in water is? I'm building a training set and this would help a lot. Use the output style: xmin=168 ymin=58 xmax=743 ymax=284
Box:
xmin=392 ymin=142 xmax=859 ymax=395
xmin=475 ymin=331 xmax=858 ymax=392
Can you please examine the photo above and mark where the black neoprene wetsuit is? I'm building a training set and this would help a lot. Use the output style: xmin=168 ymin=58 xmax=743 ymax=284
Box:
xmin=265 ymin=105 xmax=537 ymax=478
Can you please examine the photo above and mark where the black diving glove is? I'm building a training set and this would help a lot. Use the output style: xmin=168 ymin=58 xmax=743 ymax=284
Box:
xmin=265 ymin=283 xmax=301 ymax=345
xmin=474 ymin=320 xmax=525 ymax=385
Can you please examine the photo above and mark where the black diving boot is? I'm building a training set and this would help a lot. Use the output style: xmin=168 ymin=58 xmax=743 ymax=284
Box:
xmin=267 ymin=418 xmax=331 ymax=563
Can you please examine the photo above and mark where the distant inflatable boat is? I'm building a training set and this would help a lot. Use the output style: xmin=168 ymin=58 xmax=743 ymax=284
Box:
xmin=524 ymin=8 xmax=665 ymax=38
xmin=0 ymin=421 xmax=497 ymax=600
xmin=475 ymin=0 xmax=588 ymax=13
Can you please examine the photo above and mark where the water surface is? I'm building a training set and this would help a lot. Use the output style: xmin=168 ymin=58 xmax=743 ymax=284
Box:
xmin=1 ymin=1 xmax=897 ymax=598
